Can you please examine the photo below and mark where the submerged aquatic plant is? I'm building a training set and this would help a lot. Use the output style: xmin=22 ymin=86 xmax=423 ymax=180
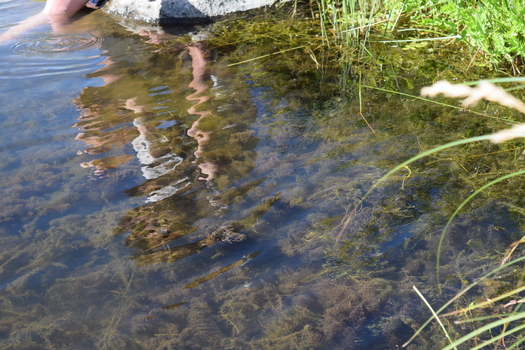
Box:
xmin=357 ymin=79 xmax=525 ymax=348
xmin=5 ymin=2 xmax=525 ymax=349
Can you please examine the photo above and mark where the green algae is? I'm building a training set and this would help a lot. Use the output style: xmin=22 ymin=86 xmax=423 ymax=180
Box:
xmin=203 ymin=9 xmax=525 ymax=348
xmin=3 ymin=3 xmax=525 ymax=350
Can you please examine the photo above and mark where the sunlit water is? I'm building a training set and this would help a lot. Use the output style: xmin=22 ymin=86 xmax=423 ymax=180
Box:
xmin=1 ymin=1 xmax=523 ymax=349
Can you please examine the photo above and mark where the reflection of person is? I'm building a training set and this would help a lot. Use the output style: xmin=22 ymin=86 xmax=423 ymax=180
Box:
xmin=186 ymin=43 xmax=220 ymax=181
xmin=128 ymin=43 xmax=220 ymax=201
xmin=74 ymin=37 xmax=222 ymax=201
xmin=0 ymin=0 xmax=108 ymax=41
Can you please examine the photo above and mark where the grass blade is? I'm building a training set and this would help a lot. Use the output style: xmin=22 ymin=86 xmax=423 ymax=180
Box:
xmin=441 ymin=312 xmax=525 ymax=350
xmin=403 ymin=254 xmax=525 ymax=347
xmin=436 ymin=169 xmax=525 ymax=283
xmin=337 ymin=134 xmax=492 ymax=243
xmin=412 ymin=285 xmax=457 ymax=350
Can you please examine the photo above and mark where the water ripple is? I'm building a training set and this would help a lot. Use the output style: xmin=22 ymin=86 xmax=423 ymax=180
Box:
xmin=10 ymin=32 xmax=103 ymax=55
xmin=0 ymin=32 xmax=104 ymax=81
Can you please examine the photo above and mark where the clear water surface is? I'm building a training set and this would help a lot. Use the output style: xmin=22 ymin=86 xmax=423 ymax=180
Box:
xmin=1 ymin=1 xmax=524 ymax=349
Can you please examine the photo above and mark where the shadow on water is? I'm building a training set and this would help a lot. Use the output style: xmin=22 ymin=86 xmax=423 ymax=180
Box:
xmin=3 ymin=1 xmax=525 ymax=349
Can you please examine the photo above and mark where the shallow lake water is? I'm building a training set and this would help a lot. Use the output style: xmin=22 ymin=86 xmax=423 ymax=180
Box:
xmin=2 ymin=1 xmax=525 ymax=349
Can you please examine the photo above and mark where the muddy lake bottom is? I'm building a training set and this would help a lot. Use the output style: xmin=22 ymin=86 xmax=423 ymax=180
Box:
xmin=1 ymin=1 xmax=525 ymax=349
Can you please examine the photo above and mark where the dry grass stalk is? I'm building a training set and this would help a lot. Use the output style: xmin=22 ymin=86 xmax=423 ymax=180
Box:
xmin=421 ymin=80 xmax=525 ymax=143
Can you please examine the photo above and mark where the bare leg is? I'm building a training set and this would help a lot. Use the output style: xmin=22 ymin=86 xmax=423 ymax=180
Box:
xmin=43 ymin=0 xmax=91 ymax=15
xmin=0 ymin=12 xmax=48 ymax=41
xmin=0 ymin=0 xmax=91 ymax=41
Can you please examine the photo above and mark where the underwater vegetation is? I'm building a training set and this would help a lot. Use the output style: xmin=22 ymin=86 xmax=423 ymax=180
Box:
xmin=3 ymin=2 xmax=525 ymax=350
xmin=375 ymin=80 xmax=525 ymax=348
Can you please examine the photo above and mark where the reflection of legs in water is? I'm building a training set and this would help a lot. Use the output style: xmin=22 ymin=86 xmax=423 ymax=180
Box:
xmin=186 ymin=43 xmax=219 ymax=181
xmin=124 ymin=98 xmax=182 ymax=176
xmin=132 ymin=116 xmax=183 ymax=181
xmin=127 ymin=44 xmax=221 ymax=199
xmin=128 ymin=99 xmax=187 ymax=203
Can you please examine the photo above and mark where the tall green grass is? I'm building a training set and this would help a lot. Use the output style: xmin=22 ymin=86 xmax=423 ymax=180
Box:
xmin=314 ymin=0 xmax=525 ymax=66
xmin=313 ymin=0 xmax=404 ymax=46
xmin=406 ymin=0 xmax=525 ymax=67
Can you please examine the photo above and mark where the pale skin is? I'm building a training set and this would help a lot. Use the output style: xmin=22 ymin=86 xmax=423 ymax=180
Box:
xmin=43 ymin=0 xmax=99 ymax=15
xmin=0 ymin=0 xmax=98 ymax=41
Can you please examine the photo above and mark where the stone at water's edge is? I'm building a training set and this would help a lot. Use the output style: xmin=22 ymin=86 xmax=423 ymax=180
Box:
xmin=103 ymin=0 xmax=286 ymax=23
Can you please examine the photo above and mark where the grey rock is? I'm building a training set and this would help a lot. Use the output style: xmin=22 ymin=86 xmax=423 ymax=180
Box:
xmin=103 ymin=0 xmax=288 ymax=23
